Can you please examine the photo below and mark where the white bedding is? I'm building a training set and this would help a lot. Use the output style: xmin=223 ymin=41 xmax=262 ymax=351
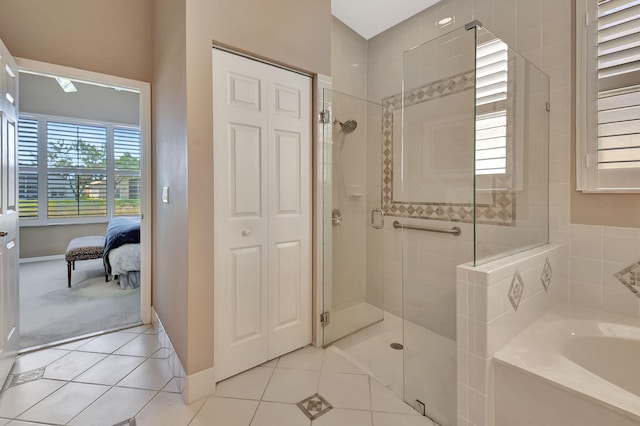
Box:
xmin=108 ymin=243 xmax=141 ymax=289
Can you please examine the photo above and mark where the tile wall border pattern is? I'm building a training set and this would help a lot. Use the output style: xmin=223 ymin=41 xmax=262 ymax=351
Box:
xmin=381 ymin=69 xmax=516 ymax=225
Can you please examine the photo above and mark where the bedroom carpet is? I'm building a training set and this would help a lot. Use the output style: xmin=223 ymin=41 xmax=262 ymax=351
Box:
xmin=19 ymin=258 xmax=140 ymax=349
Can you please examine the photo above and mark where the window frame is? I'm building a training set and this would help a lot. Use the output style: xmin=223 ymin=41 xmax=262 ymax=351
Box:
xmin=576 ymin=0 xmax=640 ymax=193
xmin=18 ymin=112 xmax=142 ymax=226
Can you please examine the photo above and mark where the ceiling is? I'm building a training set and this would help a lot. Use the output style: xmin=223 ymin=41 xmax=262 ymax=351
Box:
xmin=332 ymin=0 xmax=443 ymax=40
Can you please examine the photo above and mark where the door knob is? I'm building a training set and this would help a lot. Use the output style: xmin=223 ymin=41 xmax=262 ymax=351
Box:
xmin=241 ymin=229 xmax=251 ymax=236
xmin=0 ymin=231 xmax=7 ymax=237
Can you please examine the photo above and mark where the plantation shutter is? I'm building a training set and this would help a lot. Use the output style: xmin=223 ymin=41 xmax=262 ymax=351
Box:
xmin=475 ymin=39 xmax=508 ymax=175
xmin=596 ymin=0 xmax=640 ymax=170
xmin=46 ymin=121 xmax=107 ymax=218
xmin=113 ymin=128 xmax=141 ymax=216
xmin=17 ymin=117 xmax=39 ymax=219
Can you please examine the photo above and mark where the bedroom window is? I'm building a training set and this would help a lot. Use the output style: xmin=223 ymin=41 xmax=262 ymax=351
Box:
xmin=17 ymin=114 xmax=141 ymax=224
xmin=576 ymin=0 xmax=640 ymax=191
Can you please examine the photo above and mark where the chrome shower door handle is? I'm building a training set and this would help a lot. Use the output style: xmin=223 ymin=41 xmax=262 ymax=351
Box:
xmin=371 ymin=208 xmax=384 ymax=229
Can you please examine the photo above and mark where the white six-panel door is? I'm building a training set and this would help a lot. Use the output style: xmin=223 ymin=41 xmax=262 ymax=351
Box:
xmin=213 ymin=49 xmax=311 ymax=381
xmin=0 ymin=37 xmax=20 ymax=385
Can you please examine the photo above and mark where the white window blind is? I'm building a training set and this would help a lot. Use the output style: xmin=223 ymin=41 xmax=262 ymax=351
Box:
xmin=475 ymin=111 xmax=507 ymax=175
xmin=597 ymin=0 xmax=640 ymax=171
xmin=17 ymin=115 xmax=141 ymax=224
xmin=577 ymin=0 xmax=640 ymax=191
xmin=476 ymin=39 xmax=508 ymax=106
xmin=113 ymin=128 xmax=141 ymax=216
xmin=476 ymin=39 xmax=508 ymax=175
xmin=46 ymin=121 xmax=108 ymax=218
xmin=17 ymin=118 xmax=38 ymax=219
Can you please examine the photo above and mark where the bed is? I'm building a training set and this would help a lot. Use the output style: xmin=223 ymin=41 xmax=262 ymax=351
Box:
xmin=103 ymin=216 xmax=141 ymax=289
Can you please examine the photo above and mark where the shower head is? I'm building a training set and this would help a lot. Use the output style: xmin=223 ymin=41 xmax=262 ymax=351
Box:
xmin=334 ymin=118 xmax=358 ymax=134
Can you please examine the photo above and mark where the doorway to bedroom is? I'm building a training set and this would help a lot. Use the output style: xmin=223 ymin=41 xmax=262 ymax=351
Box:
xmin=15 ymin=61 xmax=151 ymax=350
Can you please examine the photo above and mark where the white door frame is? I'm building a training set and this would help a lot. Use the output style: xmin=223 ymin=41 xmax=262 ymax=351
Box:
xmin=14 ymin=58 xmax=153 ymax=324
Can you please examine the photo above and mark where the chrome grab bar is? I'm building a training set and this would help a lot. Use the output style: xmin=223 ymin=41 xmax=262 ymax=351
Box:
xmin=392 ymin=220 xmax=461 ymax=236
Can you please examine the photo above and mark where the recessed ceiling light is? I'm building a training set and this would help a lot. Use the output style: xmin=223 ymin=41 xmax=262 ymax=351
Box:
xmin=437 ymin=16 xmax=453 ymax=27
xmin=54 ymin=77 xmax=78 ymax=93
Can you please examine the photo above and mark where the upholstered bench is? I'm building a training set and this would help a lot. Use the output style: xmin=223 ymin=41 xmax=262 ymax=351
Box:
xmin=64 ymin=236 xmax=106 ymax=287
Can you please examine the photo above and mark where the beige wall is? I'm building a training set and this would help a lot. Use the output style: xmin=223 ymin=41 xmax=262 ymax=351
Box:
xmin=20 ymin=223 xmax=107 ymax=258
xmin=178 ymin=0 xmax=331 ymax=375
xmin=0 ymin=0 xmax=152 ymax=82
xmin=152 ymin=0 xmax=189 ymax=372
xmin=0 ymin=2 xmax=151 ymax=258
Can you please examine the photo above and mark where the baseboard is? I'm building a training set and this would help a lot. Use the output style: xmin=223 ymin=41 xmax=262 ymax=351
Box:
xmin=20 ymin=254 xmax=65 ymax=264
xmin=151 ymin=308 xmax=216 ymax=404
xmin=184 ymin=366 xmax=216 ymax=404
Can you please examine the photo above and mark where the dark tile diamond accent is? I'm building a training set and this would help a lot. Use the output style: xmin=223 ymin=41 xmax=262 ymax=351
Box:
xmin=614 ymin=261 xmax=640 ymax=298
xmin=541 ymin=257 xmax=552 ymax=292
xmin=296 ymin=393 xmax=332 ymax=420
xmin=508 ymin=270 xmax=525 ymax=311
xmin=3 ymin=367 xmax=45 ymax=390
xmin=113 ymin=418 xmax=136 ymax=426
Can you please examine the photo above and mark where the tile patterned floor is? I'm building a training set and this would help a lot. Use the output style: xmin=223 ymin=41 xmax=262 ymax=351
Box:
xmin=0 ymin=326 xmax=436 ymax=426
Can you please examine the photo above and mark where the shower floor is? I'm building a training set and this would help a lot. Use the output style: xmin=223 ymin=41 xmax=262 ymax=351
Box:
xmin=323 ymin=302 xmax=384 ymax=346
xmin=331 ymin=309 xmax=457 ymax=425
xmin=331 ymin=310 xmax=404 ymax=395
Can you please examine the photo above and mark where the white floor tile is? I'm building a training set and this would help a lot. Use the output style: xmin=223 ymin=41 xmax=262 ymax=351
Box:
xmin=313 ymin=408 xmax=372 ymax=426
xmin=250 ymin=402 xmax=310 ymax=426
xmin=277 ymin=347 xmax=324 ymax=371
xmin=75 ymin=332 xmax=137 ymax=353
xmin=215 ymin=367 xmax=274 ymax=400
xmin=68 ymin=386 xmax=156 ymax=426
xmin=118 ymin=358 xmax=173 ymax=390
xmin=135 ymin=391 xmax=204 ymax=426
xmin=262 ymin=358 xmax=278 ymax=368
xmin=370 ymin=379 xmax=418 ymax=415
xmin=113 ymin=334 xmax=161 ymax=357
xmin=162 ymin=378 xmax=181 ymax=393
xmin=190 ymin=397 xmax=258 ymax=426
xmin=7 ymin=421 xmax=48 ymax=426
xmin=43 ymin=351 xmax=106 ymax=381
xmin=17 ymin=382 xmax=109 ymax=425
xmin=121 ymin=324 xmax=151 ymax=334
xmin=73 ymin=354 xmax=145 ymax=386
xmin=318 ymin=372 xmax=371 ymax=410
xmin=372 ymin=412 xmax=435 ymax=426
xmin=322 ymin=349 xmax=363 ymax=374
xmin=11 ymin=349 xmax=69 ymax=374
xmin=0 ymin=379 xmax=64 ymax=419
xmin=262 ymin=368 xmax=320 ymax=403
xmin=55 ymin=336 xmax=98 ymax=350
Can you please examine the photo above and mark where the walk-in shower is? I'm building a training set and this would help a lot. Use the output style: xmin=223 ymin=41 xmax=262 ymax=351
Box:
xmin=322 ymin=22 xmax=549 ymax=426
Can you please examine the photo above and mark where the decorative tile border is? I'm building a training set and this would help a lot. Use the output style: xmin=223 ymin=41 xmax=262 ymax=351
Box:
xmin=508 ymin=270 xmax=524 ymax=311
xmin=2 ymin=367 xmax=45 ymax=390
xmin=381 ymin=70 xmax=516 ymax=225
xmin=297 ymin=393 xmax=332 ymax=420
xmin=614 ymin=261 xmax=640 ymax=298
xmin=541 ymin=257 xmax=552 ymax=292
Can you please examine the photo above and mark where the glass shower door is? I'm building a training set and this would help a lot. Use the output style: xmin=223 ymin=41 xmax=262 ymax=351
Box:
xmin=400 ymin=26 xmax=477 ymax=425
xmin=321 ymin=89 xmax=385 ymax=347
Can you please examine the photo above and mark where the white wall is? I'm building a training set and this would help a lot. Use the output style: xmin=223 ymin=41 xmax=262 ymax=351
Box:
xmin=330 ymin=18 xmax=375 ymax=311
xmin=569 ymin=224 xmax=640 ymax=318
xmin=20 ymin=73 xmax=139 ymax=125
